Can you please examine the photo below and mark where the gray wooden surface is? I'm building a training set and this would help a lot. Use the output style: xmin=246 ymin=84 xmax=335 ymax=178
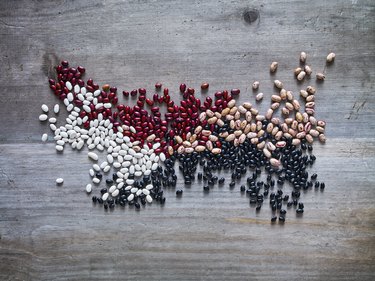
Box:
xmin=0 ymin=0 xmax=374 ymax=280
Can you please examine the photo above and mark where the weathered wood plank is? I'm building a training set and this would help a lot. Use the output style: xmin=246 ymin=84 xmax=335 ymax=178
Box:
xmin=0 ymin=0 xmax=374 ymax=280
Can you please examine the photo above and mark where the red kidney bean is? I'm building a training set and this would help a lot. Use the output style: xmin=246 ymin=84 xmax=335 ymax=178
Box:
xmin=163 ymin=88 xmax=169 ymax=96
xmin=74 ymin=100 xmax=83 ymax=106
xmin=180 ymin=84 xmax=186 ymax=92
xmin=187 ymin=87 xmax=195 ymax=94
xmin=215 ymin=99 xmax=223 ymax=106
xmin=108 ymin=92 xmax=115 ymax=99
xmin=86 ymin=78 xmax=93 ymax=86
xmin=77 ymin=66 xmax=85 ymax=73
xmin=215 ymin=91 xmax=222 ymax=98
xmin=163 ymin=95 xmax=170 ymax=103
xmin=131 ymin=89 xmax=137 ymax=96
xmin=67 ymin=73 xmax=73 ymax=80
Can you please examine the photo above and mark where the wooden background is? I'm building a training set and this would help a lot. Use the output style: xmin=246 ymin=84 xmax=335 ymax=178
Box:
xmin=0 ymin=0 xmax=374 ymax=280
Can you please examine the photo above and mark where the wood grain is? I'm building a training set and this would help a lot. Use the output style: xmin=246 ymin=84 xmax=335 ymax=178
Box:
xmin=0 ymin=0 xmax=374 ymax=280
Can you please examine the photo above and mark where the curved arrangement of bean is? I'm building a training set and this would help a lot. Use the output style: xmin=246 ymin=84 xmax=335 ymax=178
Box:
xmin=40 ymin=52 xmax=335 ymax=222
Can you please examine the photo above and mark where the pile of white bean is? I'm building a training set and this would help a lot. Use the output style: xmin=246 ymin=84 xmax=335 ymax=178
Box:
xmin=39 ymin=83 xmax=165 ymax=205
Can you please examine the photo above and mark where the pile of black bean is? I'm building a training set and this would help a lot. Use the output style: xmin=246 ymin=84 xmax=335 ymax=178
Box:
xmin=91 ymin=119 xmax=324 ymax=223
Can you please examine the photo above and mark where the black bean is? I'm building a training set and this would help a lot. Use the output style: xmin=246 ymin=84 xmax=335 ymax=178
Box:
xmin=176 ymin=190 xmax=183 ymax=196
xmin=279 ymin=216 xmax=285 ymax=222
xmin=271 ymin=216 xmax=277 ymax=222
